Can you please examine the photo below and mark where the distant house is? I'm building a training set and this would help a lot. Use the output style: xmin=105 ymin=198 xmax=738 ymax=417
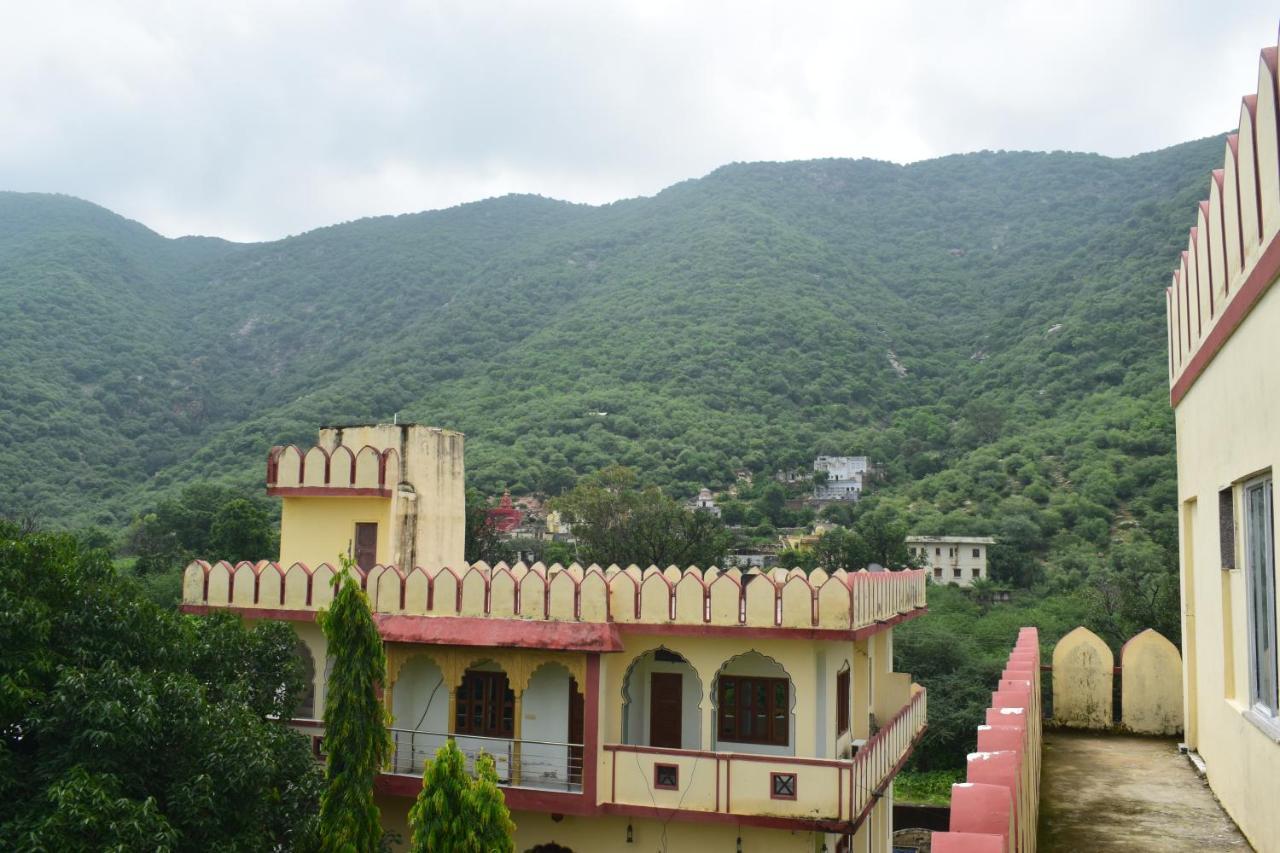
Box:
xmin=813 ymin=456 xmax=869 ymax=501
xmin=906 ymin=535 xmax=995 ymax=587
xmin=687 ymin=486 xmax=721 ymax=517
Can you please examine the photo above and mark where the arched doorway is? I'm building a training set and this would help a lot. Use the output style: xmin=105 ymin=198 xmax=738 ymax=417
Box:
xmin=621 ymin=647 xmax=703 ymax=750
xmin=712 ymin=650 xmax=796 ymax=755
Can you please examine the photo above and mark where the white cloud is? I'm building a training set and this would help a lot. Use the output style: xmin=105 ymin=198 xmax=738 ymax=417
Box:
xmin=0 ymin=0 xmax=1275 ymax=241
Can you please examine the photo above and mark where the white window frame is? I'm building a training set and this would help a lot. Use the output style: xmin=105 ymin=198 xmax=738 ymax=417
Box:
xmin=1242 ymin=474 xmax=1279 ymax=729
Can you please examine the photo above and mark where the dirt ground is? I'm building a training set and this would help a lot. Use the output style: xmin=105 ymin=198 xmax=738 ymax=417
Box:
xmin=1038 ymin=730 xmax=1252 ymax=852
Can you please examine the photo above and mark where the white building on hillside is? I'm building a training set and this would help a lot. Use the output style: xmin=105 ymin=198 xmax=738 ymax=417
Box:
xmin=907 ymin=535 xmax=996 ymax=587
xmin=813 ymin=456 xmax=869 ymax=501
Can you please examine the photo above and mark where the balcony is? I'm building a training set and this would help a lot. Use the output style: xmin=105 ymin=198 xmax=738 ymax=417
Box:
xmin=601 ymin=688 xmax=926 ymax=829
xmin=387 ymin=729 xmax=583 ymax=794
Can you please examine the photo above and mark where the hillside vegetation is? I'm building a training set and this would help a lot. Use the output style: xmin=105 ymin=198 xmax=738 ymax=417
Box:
xmin=1 ymin=139 xmax=1217 ymax=601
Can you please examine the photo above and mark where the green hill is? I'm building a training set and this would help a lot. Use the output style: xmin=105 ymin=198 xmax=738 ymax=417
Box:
xmin=0 ymin=139 xmax=1220 ymax=581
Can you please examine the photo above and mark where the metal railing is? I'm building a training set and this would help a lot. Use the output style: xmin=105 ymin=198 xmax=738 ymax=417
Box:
xmin=388 ymin=728 xmax=584 ymax=793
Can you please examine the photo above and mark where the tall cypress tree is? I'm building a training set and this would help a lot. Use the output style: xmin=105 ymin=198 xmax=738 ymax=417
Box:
xmin=409 ymin=741 xmax=514 ymax=853
xmin=318 ymin=559 xmax=390 ymax=852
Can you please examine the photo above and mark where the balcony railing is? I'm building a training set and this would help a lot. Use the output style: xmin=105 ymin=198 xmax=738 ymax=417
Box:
xmin=603 ymin=688 xmax=926 ymax=825
xmin=387 ymin=728 xmax=583 ymax=793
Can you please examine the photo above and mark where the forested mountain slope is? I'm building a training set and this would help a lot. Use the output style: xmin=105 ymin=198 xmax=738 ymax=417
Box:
xmin=0 ymin=137 xmax=1221 ymax=569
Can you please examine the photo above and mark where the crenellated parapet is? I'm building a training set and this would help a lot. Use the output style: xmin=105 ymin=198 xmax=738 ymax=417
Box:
xmin=182 ymin=560 xmax=926 ymax=634
xmin=266 ymin=443 xmax=399 ymax=497
xmin=1168 ymin=36 xmax=1280 ymax=405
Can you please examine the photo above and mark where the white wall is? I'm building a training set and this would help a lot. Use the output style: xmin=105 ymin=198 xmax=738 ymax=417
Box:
xmin=522 ymin=664 xmax=573 ymax=788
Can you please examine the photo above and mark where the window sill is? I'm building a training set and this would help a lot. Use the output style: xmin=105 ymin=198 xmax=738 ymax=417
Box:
xmin=1242 ymin=707 xmax=1280 ymax=744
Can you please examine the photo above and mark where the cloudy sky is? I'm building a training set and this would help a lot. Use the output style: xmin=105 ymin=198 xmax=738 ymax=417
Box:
xmin=2 ymin=1 xmax=1276 ymax=241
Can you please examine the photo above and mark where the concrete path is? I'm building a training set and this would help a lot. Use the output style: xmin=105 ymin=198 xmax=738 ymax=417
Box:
xmin=1038 ymin=730 xmax=1251 ymax=852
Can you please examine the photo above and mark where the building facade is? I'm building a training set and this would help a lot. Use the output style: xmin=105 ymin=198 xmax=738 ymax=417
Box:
xmin=906 ymin=536 xmax=995 ymax=587
xmin=183 ymin=424 xmax=929 ymax=852
xmin=1165 ymin=33 xmax=1280 ymax=853
xmin=813 ymin=456 xmax=869 ymax=502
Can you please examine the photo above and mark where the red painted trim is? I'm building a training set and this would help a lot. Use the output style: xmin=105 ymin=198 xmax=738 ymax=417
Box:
xmin=375 ymin=774 xmax=598 ymax=815
xmin=1229 ymin=134 xmax=1246 ymax=277
xmin=1172 ymin=227 xmax=1280 ymax=405
xmin=654 ymin=763 xmax=679 ymax=791
xmin=602 ymin=743 xmax=857 ymax=769
xmin=770 ymin=771 xmax=798 ymax=800
xmin=266 ymin=486 xmax=391 ymax=498
xmin=846 ymin=721 xmax=927 ymax=829
xmin=598 ymin=802 xmax=857 ymax=834
xmin=613 ymin=606 xmax=926 ymax=641
xmin=584 ymin=654 xmax=600 ymax=807
xmin=290 ymin=717 xmax=325 ymax=729
xmin=375 ymin=614 xmax=624 ymax=652
xmin=1246 ymin=94 xmax=1264 ymax=242
xmin=1191 ymin=226 xmax=1203 ymax=336
xmin=1201 ymin=201 xmax=1216 ymax=316
xmin=715 ymin=755 xmax=721 ymax=812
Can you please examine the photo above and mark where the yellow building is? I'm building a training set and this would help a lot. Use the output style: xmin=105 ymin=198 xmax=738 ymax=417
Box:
xmin=183 ymin=423 xmax=929 ymax=852
xmin=1166 ymin=35 xmax=1280 ymax=853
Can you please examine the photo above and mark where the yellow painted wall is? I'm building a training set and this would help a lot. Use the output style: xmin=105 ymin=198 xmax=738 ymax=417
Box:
xmin=374 ymin=795 xmax=894 ymax=852
xmin=278 ymin=495 xmax=393 ymax=569
xmin=1175 ymin=267 xmax=1280 ymax=853
xmin=1120 ymin=629 xmax=1183 ymax=736
xmin=1051 ymin=626 xmax=1113 ymax=729
xmin=319 ymin=424 xmax=465 ymax=570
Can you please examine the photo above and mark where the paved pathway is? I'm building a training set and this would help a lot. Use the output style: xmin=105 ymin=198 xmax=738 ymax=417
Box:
xmin=1038 ymin=730 xmax=1251 ymax=852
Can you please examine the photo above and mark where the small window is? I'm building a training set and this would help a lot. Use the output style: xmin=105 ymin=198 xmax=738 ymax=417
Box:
xmin=1243 ymin=476 xmax=1278 ymax=718
xmin=935 ymin=547 xmax=941 ymax=556
xmin=953 ymin=567 xmax=961 ymax=578
xmin=971 ymin=568 xmax=980 ymax=578
xmin=771 ymin=772 xmax=797 ymax=800
xmin=1221 ymin=487 xmax=1236 ymax=570
xmin=836 ymin=668 xmax=850 ymax=735
xmin=933 ymin=567 xmax=942 ymax=579
xmin=654 ymin=763 xmax=679 ymax=790
xmin=972 ymin=548 xmax=981 ymax=558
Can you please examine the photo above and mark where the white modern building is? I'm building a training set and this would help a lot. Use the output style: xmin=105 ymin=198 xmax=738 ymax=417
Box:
xmin=813 ymin=456 xmax=870 ymax=501
xmin=907 ymin=535 xmax=996 ymax=587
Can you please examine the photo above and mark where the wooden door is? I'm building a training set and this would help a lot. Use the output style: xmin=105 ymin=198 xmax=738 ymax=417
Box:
xmin=649 ymin=672 xmax=683 ymax=748
xmin=568 ymin=678 xmax=584 ymax=784
xmin=354 ymin=522 xmax=378 ymax=570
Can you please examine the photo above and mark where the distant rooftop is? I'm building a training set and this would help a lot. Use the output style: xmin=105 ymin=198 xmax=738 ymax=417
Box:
xmin=906 ymin=535 xmax=995 ymax=544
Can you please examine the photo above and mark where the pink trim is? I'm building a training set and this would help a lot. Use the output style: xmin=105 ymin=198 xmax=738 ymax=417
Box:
xmin=1172 ymin=227 xmax=1280 ymax=405
xmin=266 ymin=486 xmax=391 ymax=497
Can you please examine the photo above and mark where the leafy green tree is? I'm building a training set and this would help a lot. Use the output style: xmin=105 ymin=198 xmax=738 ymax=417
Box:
xmin=318 ymin=558 xmax=391 ymax=853
xmin=552 ymin=466 xmax=730 ymax=568
xmin=409 ymin=740 xmax=515 ymax=853
xmin=854 ymin=503 xmax=911 ymax=568
xmin=0 ymin=521 xmax=320 ymax=850
xmin=209 ymin=497 xmax=276 ymax=563
xmin=815 ymin=527 xmax=872 ymax=572
xmin=776 ymin=546 xmax=817 ymax=572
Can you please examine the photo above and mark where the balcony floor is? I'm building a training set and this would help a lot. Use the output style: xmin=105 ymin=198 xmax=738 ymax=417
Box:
xmin=1038 ymin=730 xmax=1250 ymax=852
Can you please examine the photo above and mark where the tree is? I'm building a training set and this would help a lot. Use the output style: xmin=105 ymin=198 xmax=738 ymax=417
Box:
xmin=551 ymin=466 xmax=730 ymax=568
xmin=853 ymin=503 xmax=910 ymax=568
xmin=209 ymin=497 xmax=276 ymax=563
xmin=318 ymin=558 xmax=391 ymax=853
xmin=815 ymin=527 xmax=872 ymax=572
xmin=464 ymin=489 xmax=514 ymax=565
xmin=409 ymin=740 xmax=515 ymax=853
xmin=0 ymin=521 xmax=320 ymax=850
